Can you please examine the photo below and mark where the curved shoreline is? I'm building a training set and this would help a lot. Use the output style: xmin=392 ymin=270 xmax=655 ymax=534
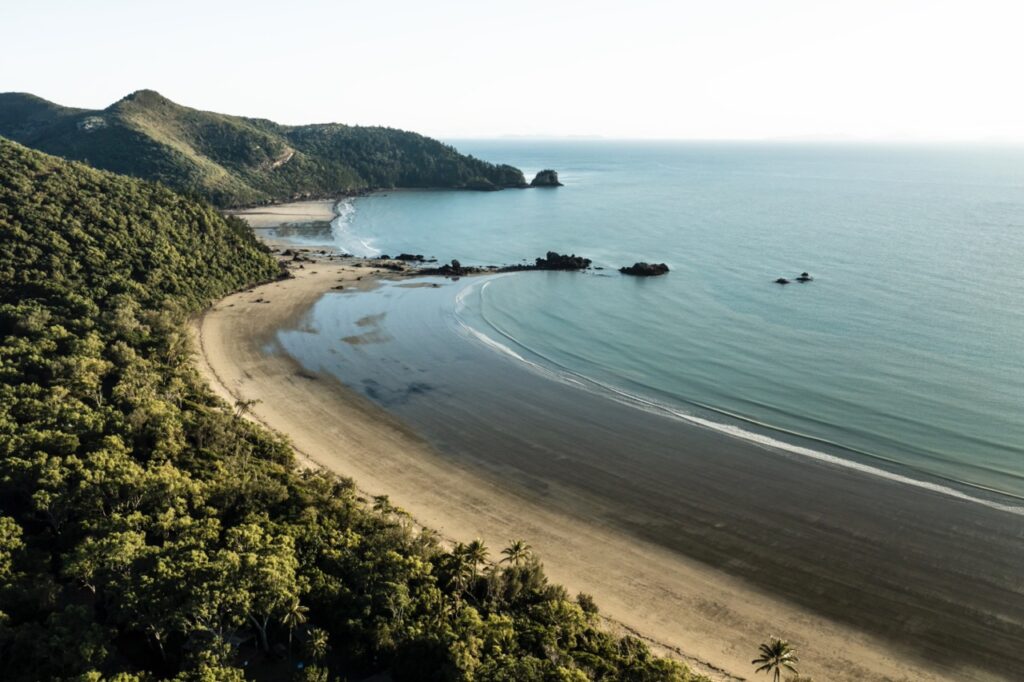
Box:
xmin=192 ymin=211 xmax=1022 ymax=680
xmin=190 ymin=261 xmax=762 ymax=680
xmin=458 ymin=274 xmax=1024 ymax=514
xmin=459 ymin=276 xmax=1024 ymax=513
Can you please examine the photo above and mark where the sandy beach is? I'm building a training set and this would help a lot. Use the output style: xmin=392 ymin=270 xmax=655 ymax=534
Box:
xmin=192 ymin=201 xmax=1023 ymax=682
xmin=224 ymin=199 xmax=339 ymax=228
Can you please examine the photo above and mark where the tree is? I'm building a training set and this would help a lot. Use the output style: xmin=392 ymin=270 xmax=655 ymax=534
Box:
xmin=294 ymin=665 xmax=331 ymax=682
xmin=465 ymin=539 xmax=489 ymax=578
xmin=372 ymin=494 xmax=393 ymax=515
xmin=233 ymin=398 xmax=261 ymax=417
xmin=226 ymin=523 xmax=300 ymax=652
xmin=576 ymin=592 xmax=599 ymax=615
xmin=500 ymin=539 xmax=531 ymax=567
xmin=282 ymin=598 xmax=309 ymax=652
xmin=444 ymin=546 xmax=475 ymax=597
xmin=305 ymin=627 xmax=330 ymax=662
xmin=752 ymin=637 xmax=799 ymax=682
xmin=0 ymin=138 xmax=698 ymax=682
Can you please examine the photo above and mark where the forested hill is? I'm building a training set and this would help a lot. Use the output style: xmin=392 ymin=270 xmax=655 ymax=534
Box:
xmin=0 ymin=90 xmax=527 ymax=207
xmin=0 ymin=138 xmax=705 ymax=680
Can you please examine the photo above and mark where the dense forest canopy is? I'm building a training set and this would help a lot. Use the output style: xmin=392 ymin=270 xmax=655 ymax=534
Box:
xmin=0 ymin=90 xmax=528 ymax=207
xmin=0 ymin=138 xmax=706 ymax=680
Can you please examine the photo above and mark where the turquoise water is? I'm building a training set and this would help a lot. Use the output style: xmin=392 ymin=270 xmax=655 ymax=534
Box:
xmin=281 ymin=141 xmax=1024 ymax=500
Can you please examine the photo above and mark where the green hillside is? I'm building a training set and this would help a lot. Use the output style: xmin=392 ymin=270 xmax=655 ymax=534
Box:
xmin=0 ymin=90 xmax=527 ymax=207
xmin=0 ymin=138 xmax=704 ymax=680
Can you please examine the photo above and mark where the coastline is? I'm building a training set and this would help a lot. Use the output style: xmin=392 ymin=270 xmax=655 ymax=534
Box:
xmin=193 ymin=200 xmax=1024 ymax=681
xmin=223 ymin=198 xmax=339 ymax=228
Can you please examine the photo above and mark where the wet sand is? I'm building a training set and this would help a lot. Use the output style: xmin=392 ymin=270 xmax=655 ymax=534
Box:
xmin=194 ymin=203 xmax=1024 ymax=681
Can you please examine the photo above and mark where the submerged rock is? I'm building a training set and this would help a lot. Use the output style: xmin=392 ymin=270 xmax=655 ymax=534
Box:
xmin=795 ymin=271 xmax=814 ymax=282
xmin=620 ymin=262 xmax=669 ymax=277
xmin=774 ymin=277 xmax=790 ymax=285
xmin=530 ymin=169 xmax=563 ymax=187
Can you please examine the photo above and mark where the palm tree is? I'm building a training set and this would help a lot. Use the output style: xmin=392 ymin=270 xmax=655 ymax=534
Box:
xmin=281 ymin=599 xmax=308 ymax=652
xmin=445 ymin=545 xmax=474 ymax=596
xmin=500 ymin=539 xmax=531 ymax=567
xmin=233 ymin=397 xmax=260 ymax=417
xmin=465 ymin=539 xmax=489 ymax=577
xmin=752 ymin=637 xmax=799 ymax=682
xmin=305 ymin=627 xmax=330 ymax=662
xmin=468 ymin=536 xmax=491 ymax=569
xmin=372 ymin=494 xmax=392 ymax=515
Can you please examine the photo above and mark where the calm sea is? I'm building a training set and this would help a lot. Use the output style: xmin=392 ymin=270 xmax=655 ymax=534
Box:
xmin=270 ymin=141 xmax=1024 ymax=501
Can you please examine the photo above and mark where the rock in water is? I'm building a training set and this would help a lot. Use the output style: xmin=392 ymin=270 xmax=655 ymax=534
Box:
xmin=422 ymin=252 xmax=593 ymax=276
xmin=530 ymin=169 xmax=563 ymax=187
xmin=795 ymin=271 xmax=814 ymax=282
xmin=774 ymin=277 xmax=790 ymax=285
xmin=620 ymin=262 xmax=670 ymax=276
xmin=534 ymin=251 xmax=591 ymax=270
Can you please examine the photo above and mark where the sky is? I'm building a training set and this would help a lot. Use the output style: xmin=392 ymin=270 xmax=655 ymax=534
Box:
xmin=3 ymin=0 xmax=1024 ymax=141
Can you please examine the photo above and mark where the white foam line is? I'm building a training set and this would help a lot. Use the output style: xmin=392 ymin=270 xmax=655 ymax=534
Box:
xmin=330 ymin=198 xmax=377 ymax=257
xmin=592 ymin=376 xmax=1024 ymax=516
xmin=455 ymin=279 xmax=588 ymax=389
xmin=452 ymin=278 xmax=1024 ymax=517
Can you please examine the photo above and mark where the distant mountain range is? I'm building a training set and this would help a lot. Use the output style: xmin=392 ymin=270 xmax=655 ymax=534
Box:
xmin=0 ymin=90 xmax=528 ymax=206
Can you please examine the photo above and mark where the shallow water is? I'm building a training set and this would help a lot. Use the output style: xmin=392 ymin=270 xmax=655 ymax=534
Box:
xmin=274 ymin=141 xmax=1024 ymax=500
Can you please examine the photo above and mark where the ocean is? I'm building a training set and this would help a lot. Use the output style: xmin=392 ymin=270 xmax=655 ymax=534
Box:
xmin=266 ymin=140 xmax=1024 ymax=503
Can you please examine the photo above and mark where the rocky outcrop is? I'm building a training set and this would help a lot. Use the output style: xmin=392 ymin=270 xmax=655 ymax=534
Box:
xmin=620 ymin=262 xmax=669 ymax=277
xmin=419 ymin=252 xmax=591 ymax=277
xmin=419 ymin=258 xmax=487 ymax=277
xmin=395 ymin=253 xmax=426 ymax=262
xmin=500 ymin=251 xmax=591 ymax=272
xmin=463 ymin=177 xmax=500 ymax=191
xmin=774 ymin=278 xmax=790 ymax=285
xmin=532 ymin=251 xmax=590 ymax=270
xmin=530 ymin=170 xmax=563 ymax=187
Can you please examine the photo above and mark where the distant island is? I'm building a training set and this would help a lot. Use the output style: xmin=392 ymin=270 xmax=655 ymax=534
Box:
xmin=0 ymin=89 xmax=538 ymax=207
xmin=530 ymin=169 xmax=563 ymax=187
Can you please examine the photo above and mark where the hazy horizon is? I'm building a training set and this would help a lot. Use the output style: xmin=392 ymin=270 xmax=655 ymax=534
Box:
xmin=4 ymin=0 xmax=1024 ymax=142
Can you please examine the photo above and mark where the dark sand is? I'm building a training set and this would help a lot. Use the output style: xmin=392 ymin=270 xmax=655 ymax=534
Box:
xmin=276 ymin=276 xmax=1024 ymax=680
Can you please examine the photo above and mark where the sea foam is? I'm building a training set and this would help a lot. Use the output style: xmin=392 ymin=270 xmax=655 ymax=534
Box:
xmin=330 ymin=199 xmax=378 ymax=257
xmin=454 ymin=277 xmax=1024 ymax=517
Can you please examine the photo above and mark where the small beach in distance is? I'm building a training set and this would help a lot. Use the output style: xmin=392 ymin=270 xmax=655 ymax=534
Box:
xmin=224 ymin=199 xmax=339 ymax=228
xmin=201 ymin=140 xmax=1024 ymax=681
